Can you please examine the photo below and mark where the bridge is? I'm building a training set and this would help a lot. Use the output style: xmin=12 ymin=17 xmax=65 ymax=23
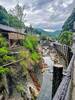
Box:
xmin=0 ymin=24 xmax=25 ymax=47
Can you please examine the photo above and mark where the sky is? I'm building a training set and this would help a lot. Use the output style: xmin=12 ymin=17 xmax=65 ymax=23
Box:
xmin=0 ymin=0 xmax=75 ymax=32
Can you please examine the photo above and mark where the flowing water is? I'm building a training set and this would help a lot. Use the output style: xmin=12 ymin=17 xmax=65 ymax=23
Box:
xmin=37 ymin=56 xmax=54 ymax=100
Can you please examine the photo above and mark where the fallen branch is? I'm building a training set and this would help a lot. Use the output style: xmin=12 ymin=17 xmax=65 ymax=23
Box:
xmin=2 ymin=58 xmax=25 ymax=67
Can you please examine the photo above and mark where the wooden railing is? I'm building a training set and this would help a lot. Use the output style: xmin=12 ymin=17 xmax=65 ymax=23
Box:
xmin=53 ymin=43 xmax=68 ymax=59
xmin=53 ymin=54 xmax=75 ymax=100
xmin=53 ymin=42 xmax=73 ymax=64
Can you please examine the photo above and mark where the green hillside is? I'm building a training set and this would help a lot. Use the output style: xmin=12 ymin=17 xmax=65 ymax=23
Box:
xmin=62 ymin=8 xmax=75 ymax=32
xmin=32 ymin=28 xmax=61 ymax=38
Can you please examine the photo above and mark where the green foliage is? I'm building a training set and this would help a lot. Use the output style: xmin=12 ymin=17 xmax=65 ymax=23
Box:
xmin=0 ymin=67 xmax=9 ymax=74
xmin=8 ymin=14 xmax=25 ymax=28
xmin=31 ymin=51 xmax=41 ymax=63
xmin=23 ymin=35 xmax=38 ymax=51
xmin=58 ymin=31 xmax=73 ymax=46
xmin=0 ymin=34 xmax=10 ymax=65
xmin=16 ymin=84 xmax=25 ymax=93
xmin=19 ymin=50 xmax=29 ymax=59
xmin=19 ymin=50 xmax=33 ymax=74
xmin=0 ymin=47 xmax=8 ymax=56
xmin=3 ymin=55 xmax=15 ymax=62
xmin=0 ymin=34 xmax=14 ymax=75
xmin=19 ymin=50 xmax=30 ymax=70
xmin=18 ymin=35 xmax=41 ymax=74
xmin=20 ymin=60 xmax=28 ymax=73
xmin=0 ymin=34 xmax=8 ymax=47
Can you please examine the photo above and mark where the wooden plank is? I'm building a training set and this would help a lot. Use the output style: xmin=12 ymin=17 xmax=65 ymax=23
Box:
xmin=8 ymin=32 xmax=18 ymax=39
xmin=8 ymin=32 xmax=25 ymax=40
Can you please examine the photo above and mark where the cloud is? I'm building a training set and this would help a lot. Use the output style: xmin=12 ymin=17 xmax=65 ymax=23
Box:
xmin=0 ymin=0 xmax=74 ymax=31
xmin=32 ymin=0 xmax=53 ymax=11
xmin=44 ymin=29 xmax=55 ymax=32
xmin=0 ymin=0 xmax=17 ymax=9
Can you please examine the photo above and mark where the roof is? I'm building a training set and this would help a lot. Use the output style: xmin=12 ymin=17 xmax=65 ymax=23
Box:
xmin=0 ymin=24 xmax=25 ymax=35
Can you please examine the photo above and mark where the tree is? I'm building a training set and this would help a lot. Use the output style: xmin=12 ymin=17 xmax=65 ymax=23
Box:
xmin=9 ymin=4 xmax=26 ymax=27
xmin=0 ymin=5 xmax=9 ymax=25
xmin=8 ymin=14 xmax=25 ymax=28
xmin=58 ymin=31 xmax=73 ymax=46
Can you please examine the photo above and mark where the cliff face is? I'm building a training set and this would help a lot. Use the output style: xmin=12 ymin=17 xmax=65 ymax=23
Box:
xmin=62 ymin=8 xmax=75 ymax=32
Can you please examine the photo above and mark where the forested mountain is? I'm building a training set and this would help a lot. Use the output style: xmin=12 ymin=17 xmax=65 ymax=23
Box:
xmin=25 ymin=26 xmax=61 ymax=38
xmin=35 ymin=28 xmax=61 ymax=38
xmin=0 ymin=5 xmax=25 ymax=28
xmin=62 ymin=8 xmax=75 ymax=32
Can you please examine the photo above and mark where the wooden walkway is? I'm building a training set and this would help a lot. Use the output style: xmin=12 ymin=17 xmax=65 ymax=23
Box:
xmin=72 ymin=32 xmax=75 ymax=100
xmin=72 ymin=60 xmax=75 ymax=100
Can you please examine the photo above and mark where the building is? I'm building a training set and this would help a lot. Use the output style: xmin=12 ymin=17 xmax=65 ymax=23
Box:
xmin=0 ymin=24 xmax=26 ymax=47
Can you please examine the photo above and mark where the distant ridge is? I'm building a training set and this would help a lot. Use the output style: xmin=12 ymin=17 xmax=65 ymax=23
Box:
xmin=33 ymin=28 xmax=61 ymax=38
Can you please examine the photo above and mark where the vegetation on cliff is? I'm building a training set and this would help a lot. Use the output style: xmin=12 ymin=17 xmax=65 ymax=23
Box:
xmin=0 ymin=34 xmax=14 ymax=74
xmin=58 ymin=31 xmax=73 ymax=46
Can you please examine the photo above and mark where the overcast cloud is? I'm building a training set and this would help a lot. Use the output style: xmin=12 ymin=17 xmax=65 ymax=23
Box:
xmin=0 ymin=0 xmax=75 ymax=31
